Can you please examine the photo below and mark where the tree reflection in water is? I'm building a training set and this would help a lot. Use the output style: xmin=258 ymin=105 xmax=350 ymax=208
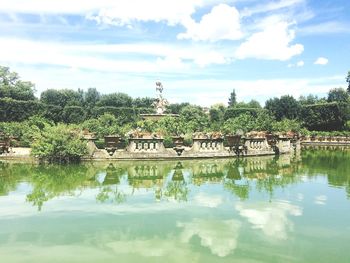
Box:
xmin=1 ymin=147 xmax=349 ymax=210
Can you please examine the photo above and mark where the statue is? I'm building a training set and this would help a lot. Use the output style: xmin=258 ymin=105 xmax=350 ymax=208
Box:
xmin=153 ymin=81 xmax=168 ymax=114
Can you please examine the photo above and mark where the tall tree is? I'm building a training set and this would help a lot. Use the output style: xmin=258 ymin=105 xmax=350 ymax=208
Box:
xmin=228 ymin=89 xmax=237 ymax=107
xmin=327 ymin=88 xmax=349 ymax=103
xmin=97 ymin=92 xmax=133 ymax=108
xmin=84 ymin=87 xmax=100 ymax=108
xmin=265 ymin=95 xmax=301 ymax=121
xmin=0 ymin=66 xmax=36 ymax=101
xmin=346 ymin=71 xmax=350 ymax=93
xmin=40 ymin=89 xmax=84 ymax=108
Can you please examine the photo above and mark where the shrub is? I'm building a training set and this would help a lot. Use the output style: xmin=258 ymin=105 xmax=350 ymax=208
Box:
xmin=31 ymin=124 xmax=87 ymax=163
xmin=224 ymin=107 xmax=260 ymax=120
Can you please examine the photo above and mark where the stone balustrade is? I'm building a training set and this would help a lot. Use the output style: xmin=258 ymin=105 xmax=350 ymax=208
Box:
xmin=244 ymin=137 xmax=273 ymax=155
xmin=127 ymin=137 xmax=165 ymax=153
xmin=301 ymin=136 xmax=350 ymax=145
xmin=191 ymin=138 xmax=225 ymax=152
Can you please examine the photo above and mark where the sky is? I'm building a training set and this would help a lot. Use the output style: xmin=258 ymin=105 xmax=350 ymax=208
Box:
xmin=0 ymin=0 xmax=349 ymax=106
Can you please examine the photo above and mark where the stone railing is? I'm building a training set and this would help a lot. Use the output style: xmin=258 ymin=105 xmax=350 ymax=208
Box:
xmin=127 ymin=137 xmax=165 ymax=153
xmin=301 ymin=136 xmax=350 ymax=145
xmin=191 ymin=133 xmax=225 ymax=152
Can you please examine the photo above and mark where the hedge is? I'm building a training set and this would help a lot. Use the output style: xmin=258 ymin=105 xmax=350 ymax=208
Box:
xmin=0 ymin=98 xmax=44 ymax=122
xmin=300 ymin=102 xmax=350 ymax=131
xmin=63 ymin=106 xmax=86 ymax=124
xmin=224 ymin=107 xmax=260 ymax=120
xmin=92 ymin=107 xmax=155 ymax=124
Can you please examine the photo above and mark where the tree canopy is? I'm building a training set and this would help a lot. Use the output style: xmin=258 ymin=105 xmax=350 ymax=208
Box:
xmin=0 ymin=66 xmax=36 ymax=101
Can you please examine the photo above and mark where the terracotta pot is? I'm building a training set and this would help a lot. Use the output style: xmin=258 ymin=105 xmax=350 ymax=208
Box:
xmin=172 ymin=136 xmax=184 ymax=147
xmin=225 ymin=135 xmax=241 ymax=147
xmin=104 ymin=135 xmax=120 ymax=148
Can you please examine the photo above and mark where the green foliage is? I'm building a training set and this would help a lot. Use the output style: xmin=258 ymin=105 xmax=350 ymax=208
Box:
xmin=223 ymin=114 xmax=255 ymax=134
xmin=81 ymin=113 xmax=121 ymax=138
xmin=254 ymin=110 xmax=275 ymax=131
xmin=165 ymin=102 xmax=190 ymax=114
xmin=31 ymin=124 xmax=87 ymax=163
xmin=301 ymin=102 xmax=349 ymax=131
xmin=157 ymin=116 xmax=186 ymax=135
xmin=42 ymin=104 xmax=63 ymax=123
xmin=209 ymin=104 xmax=225 ymax=127
xmin=265 ymin=95 xmax=301 ymax=121
xmin=163 ymin=135 xmax=174 ymax=148
xmin=228 ymin=89 xmax=237 ymax=107
xmin=40 ymin=89 xmax=84 ymax=108
xmin=0 ymin=98 xmax=44 ymax=122
xmin=179 ymin=105 xmax=209 ymax=132
xmin=223 ymin=110 xmax=275 ymax=134
xmin=92 ymin=106 xmax=154 ymax=125
xmin=84 ymin=88 xmax=100 ymax=107
xmin=346 ymin=71 xmax=350 ymax=93
xmin=133 ymin=97 xmax=155 ymax=108
xmin=272 ymin=119 xmax=301 ymax=132
xmin=327 ymin=88 xmax=349 ymax=103
xmin=19 ymin=116 xmax=53 ymax=147
xmin=299 ymin=94 xmax=323 ymax=105
xmin=235 ymin=100 xmax=261 ymax=108
xmin=224 ymin=107 xmax=260 ymax=120
xmin=0 ymin=66 xmax=36 ymax=101
xmin=63 ymin=106 xmax=86 ymax=124
xmin=97 ymin=92 xmax=133 ymax=107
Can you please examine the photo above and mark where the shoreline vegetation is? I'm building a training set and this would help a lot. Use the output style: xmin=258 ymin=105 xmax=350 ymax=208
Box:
xmin=1 ymin=66 xmax=350 ymax=163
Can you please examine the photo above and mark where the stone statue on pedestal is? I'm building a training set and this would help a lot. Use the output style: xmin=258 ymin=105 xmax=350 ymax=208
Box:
xmin=154 ymin=81 xmax=168 ymax=114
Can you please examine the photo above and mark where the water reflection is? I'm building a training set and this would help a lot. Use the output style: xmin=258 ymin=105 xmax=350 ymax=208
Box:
xmin=235 ymin=201 xmax=302 ymax=240
xmin=0 ymin=148 xmax=349 ymax=211
xmin=1 ymin=150 xmax=350 ymax=262
xmin=177 ymin=218 xmax=241 ymax=257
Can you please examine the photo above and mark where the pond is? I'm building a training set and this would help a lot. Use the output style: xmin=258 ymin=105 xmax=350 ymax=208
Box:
xmin=0 ymin=149 xmax=349 ymax=262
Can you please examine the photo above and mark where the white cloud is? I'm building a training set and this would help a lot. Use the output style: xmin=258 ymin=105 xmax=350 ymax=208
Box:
xmin=194 ymin=51 xmax=227 ymax=67
xmin=193 ymin=192 xmax=223 ymax=208
xmin=177 ymin=218 xmax=241 ymax=257
xmin=0 ymin=0 xmax=203 ymax=17
xmin=0 ymin=37 xmax=231 ymax=72
xmin=178 ymin=4 xmax=242 ymax=42
xmin=299 ymin=21 xmax=350 ymax=35
xmin=235 ymin=200 xmax=302 ymax=240
xmin=287 ymin=60 xmax=304 ymax=68
xmin=296 ymin=60 xmax=304 ymax=67
xmin=86 ymin=0 xmax=203 ymax=27
xmin=314 ymin=195 xmax=327 ymax=205
xmin=235 ymin=21 xmax=304 ymax=61
xmin=241 ymin=0 xmax=305 ymax=17
xmin=314 ymin=57 xmax=328 ymax=65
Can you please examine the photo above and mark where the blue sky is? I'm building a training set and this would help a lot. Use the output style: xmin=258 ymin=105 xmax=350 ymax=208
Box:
xmin=0 ymin=0 xmax=349 ymax=106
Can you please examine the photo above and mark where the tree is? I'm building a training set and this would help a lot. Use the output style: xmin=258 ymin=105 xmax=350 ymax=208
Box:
xmin=299 ymin=94 xmax=321 ymax=105
xmin=133 ymin=97 xmax=155 ymax=108
xmin=179 ymin=105 xmax=209 ymax=132
xmin=84 ymin=87 xmax=100 ymax=108
xmin=346 ymin=71 xmax=350 ymax=93
xmin=265 ymin=95 xmax=301 ymax=121
xmin=246 ymin=99 xmax=261 ymax=108
xmin=40 ymin=89 xmax=84 ymax=108
xmin=327 ymin=88 xmax=349 ymax=103
xmin=0 ymin=66 xmax=36 ymax=101
xmin=97 ymin=92 xmax=133 ymax=108
xmin=166 ymin=102 xmax=190 ymax=114
xmin=31 ymin=124 xmax=87 ymax=163
xmin=228 ymin=89 xmax=237 ymax=107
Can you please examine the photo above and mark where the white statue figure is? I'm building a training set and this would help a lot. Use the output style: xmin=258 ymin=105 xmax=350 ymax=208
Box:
xmin=153 ymin=81 xmax=168 ymax=114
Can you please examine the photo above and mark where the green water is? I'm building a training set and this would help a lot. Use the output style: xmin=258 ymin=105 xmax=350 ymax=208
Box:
xmin=0 ymin=149 xmax=350 ymax=262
